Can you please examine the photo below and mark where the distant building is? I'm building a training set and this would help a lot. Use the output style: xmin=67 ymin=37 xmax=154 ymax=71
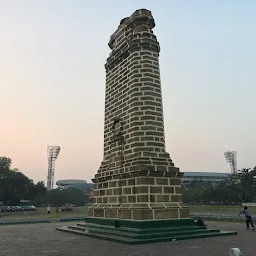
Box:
xmin=181 ymin=172 xmax=229 ymax=187
xmin=56 ymin=179 xmax=93 ymax=194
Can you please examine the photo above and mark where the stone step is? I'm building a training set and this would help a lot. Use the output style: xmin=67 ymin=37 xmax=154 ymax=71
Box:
xmin=56 ymin=226 xmax=237 ymax=244
xmin=77 ymin=222 xmax=207 ymax=233
xmin=68 ymin=224 xmax=221 ymax=239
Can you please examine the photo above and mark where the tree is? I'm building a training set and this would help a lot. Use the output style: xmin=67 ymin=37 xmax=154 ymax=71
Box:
xmin=34 ymin=181 xmax=47 ymax=195
xmin=182 ymin=181 xmax=214 ymax=203
xmin=0 ymin=157 xmax=47 ymax=205
xmin=237 ymin=167 xmax=256 ymax=202
xmin=0 ymin=170 xmax=35 ymax=204
xmin=182 ymin=166 xmax=256 ymax=204
xmin=0 ymin=157 xmax=12 ymax=170
xmin=33 ymin=187 xmax=86 ymax=207
xmin=26 ymin=181 xmax=47 ymax=200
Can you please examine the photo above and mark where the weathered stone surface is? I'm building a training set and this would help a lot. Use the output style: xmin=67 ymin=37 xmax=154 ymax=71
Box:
xmin=179 ymin=207 xmax=190 ymax=218
xmin=89 ymin=9 xmax=189 ymax=220
xmin=155 ymin=209 xmax=179 ymax=219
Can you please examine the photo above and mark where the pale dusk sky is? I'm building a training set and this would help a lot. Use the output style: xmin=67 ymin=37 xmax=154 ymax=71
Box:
xmin=0 ymin=0 xmax=255 ymax=185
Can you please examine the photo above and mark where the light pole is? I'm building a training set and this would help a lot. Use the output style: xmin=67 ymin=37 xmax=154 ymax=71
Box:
xmin=224 ymin=151 xmax=237 ymax=174
xmin=47 ymin=145 xmax=61 ymax=191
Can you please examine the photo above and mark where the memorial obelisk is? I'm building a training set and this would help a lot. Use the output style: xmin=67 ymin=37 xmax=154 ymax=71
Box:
xmin=89 ymin=8 xmax=189 ymax=220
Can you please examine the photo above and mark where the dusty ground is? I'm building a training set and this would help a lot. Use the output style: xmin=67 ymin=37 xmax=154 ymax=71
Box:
xmin=0 ymin=221 xmax=255 ymax=256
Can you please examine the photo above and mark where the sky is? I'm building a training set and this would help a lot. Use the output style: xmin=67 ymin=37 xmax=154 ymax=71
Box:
xmin=0 ymin=0 xmax=255 ymax=185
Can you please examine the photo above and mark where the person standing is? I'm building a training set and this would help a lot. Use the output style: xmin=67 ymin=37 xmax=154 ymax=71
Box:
xmin=47 ymin=205 xmax=51 ymax=214
xmin=238 ymin=206 xmax=255 ymax=231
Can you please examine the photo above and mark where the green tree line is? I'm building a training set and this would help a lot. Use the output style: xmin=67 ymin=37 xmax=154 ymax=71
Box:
xmin=182 ymin=167 xmax=256 ymax=204
xmin=0 ymin=157 xmax=88 ymax=206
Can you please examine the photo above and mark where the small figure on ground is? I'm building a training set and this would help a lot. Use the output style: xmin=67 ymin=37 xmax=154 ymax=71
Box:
xmin=47 ymin=205 xmax=51 ymax=214
xmin=195 ymin=217 xmax=207 ymax=227
xmin=238 ymin=206 xmax=255 ymax=231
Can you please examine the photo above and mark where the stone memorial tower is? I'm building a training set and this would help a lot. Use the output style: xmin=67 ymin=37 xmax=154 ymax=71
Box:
xmin=57 ymin=9 xmax=237 ymax=243
xmin=88 ymin=9 xmax=189 ymax=221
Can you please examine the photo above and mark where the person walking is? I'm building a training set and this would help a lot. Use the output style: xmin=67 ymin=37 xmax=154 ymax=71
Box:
xmin=47 ymin=205 xmax=51 ymax=214
xmin=238 ymin=206 xmax=255 ymax=231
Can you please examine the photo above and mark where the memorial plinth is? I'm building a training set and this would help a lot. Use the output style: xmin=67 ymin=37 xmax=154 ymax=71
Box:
xmin=57 ymin=9 xmax=237 ymax=244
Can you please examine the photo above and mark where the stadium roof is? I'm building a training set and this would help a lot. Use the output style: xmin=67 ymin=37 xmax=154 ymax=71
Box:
xmin=183 ymin=172 xmax=230 ymax=177
xmin=56 ymin=179 xmax=87 ymax=186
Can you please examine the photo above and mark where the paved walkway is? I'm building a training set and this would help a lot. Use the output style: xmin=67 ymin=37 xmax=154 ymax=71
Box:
xmin=0 ymin=221 xmax=255 ymax=256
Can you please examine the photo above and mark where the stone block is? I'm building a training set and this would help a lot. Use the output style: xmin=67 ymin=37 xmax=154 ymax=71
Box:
xmin=97 ymin=198 xmax=102 ymax=203
xmin=150 ymin=203 xmax=165 ymax=209
xmin=102 ymin=182 xmax=108 ymax=188
xmin=118 ymin=180 xmax=127 ymax=186
xmin=179 ymin=208 xmax=190 ymax=218
xmin=109 ymin=196 xmax=118 ymax=203
xmin=156 ymin=195 xmax=169 ymax=202
xmin=102 ymin=197 xmax=108 ymax=203
xmin=105 ymin=209 xmax=118 ymax=218
xmin=171 ymin=195 xmax=182 ymax=202
xmin=113 ymin=188 xmax=122 ymax=195
xmin=128 ymin=196 xmax=136 ymax=202
xmin=123 ymin=187 xmax=132 ymax=194
xmin=150 ymin=186 xmax=162 ymax=193
xmin=163 ymin=186 xmax=174 ymax=193
xmin=136 ymin=195 xmax=149 ymax=202
xmin=155 ymin=178 xmax=168 ymax=185
xmin=154 ymin=208 xmax=179 ymax=219
xmin=87 ymin=208 xmax=93 ymax=217
xmin=169 ymin=178 xmax=181 ymax=186
xmin=134 ymin=186 xmax=148 ymax=194
xmin=106 ymin=189 xmax=113 ymax=195
xmin=94 ymin=209 xmax=105 ymax=218
xmin=150 ymin=195 xmax=156 ymax=202
xmin=136 ymin=177 xmax=154 ymax=185
xmin=129 ymin=203 xmax=149 ymax=208
xmin=175 ymin=186 xmax=181 ymax=194
xmin=156 ymin=166 xmax=167 ymax=172
xmin=120 ymin=196 xmax=128 ymax=203
xmin=128 ymin=178 xmax=135 ymax=185
xmin=132 ymin=209 xmax=153 ymax=220
xmin=118 ymin=209 xmax=132 ymax=219
xmin=109 ymin=181 xmax=118 ymax=187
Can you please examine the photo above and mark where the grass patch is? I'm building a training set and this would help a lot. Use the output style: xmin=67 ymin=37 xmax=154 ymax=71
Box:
xmin=188 ymin=205 xmax=256 ymax=215
xmin=0 ymin=206 xmax=88 ymax=220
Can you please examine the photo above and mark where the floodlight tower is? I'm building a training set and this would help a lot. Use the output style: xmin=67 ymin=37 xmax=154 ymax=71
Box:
xmin=224 ymin=151 xmax=237 ymax=174
xmin=47 ymin=145 xmax=61 ymax=190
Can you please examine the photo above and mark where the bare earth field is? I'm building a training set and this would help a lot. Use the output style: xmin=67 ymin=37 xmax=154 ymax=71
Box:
xmin=0 ymin=221 xmax=256 ymax=256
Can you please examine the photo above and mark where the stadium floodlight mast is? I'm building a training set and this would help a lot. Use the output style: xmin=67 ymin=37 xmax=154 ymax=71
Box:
xmin=47 ymin=145 xmax=61 ymax=191
xmin=224 ymin=151 xmax=237 ymax=174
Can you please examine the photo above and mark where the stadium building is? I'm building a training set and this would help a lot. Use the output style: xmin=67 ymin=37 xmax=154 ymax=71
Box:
xmin=181 ymin=172 xmax=230 ymax=187
xmin=56 ymin=179 xmax=93 ymax=193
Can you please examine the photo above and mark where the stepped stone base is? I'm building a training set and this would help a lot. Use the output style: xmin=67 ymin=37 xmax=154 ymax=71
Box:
xmin=88 ymin=204 xmax=190 ymax=220
xmin=56 ymin=217 xmax=237 ymax=244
